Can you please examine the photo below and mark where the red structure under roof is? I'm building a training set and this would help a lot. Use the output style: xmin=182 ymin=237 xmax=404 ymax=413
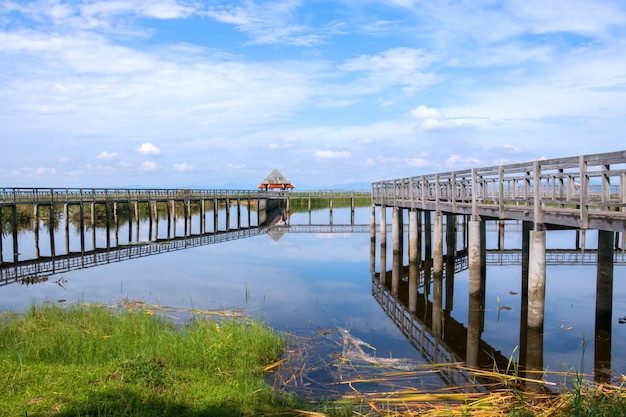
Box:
xmin=258 ymin=168 xmax=295 ymax=190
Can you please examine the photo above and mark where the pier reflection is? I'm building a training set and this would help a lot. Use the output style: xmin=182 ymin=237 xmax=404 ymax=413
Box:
xmin=370 ymin=215 xmax=621 ymax=387
xmin=1 ymin=199 xmax=286 ymax=286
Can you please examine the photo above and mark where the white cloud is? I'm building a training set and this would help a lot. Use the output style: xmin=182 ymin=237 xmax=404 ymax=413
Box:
xmin=139 ymin=161 xmax=158 ymax=171
xmin=267 ymin=137 xmax=298 ymax=149
xmin=172 ymin=162 xmax=193 ymax=172
xmin=405 ymin=157 xmax=434 ymax=168
xmin=506 ymin=0 xmax=626 ymax=37
xmin=203 ymin=0 xmax=326 ymax=46
xmin=409 ymin=105 xmax=471 ymax=130
xmin=340 ymin=47 xmax=439 ymax=95
xmin=137 ymin=143 xmax=161 ymax=155
xmin=445 ymin=154 xmax=482 ymax=169
xmin=226 ymin=163 xmax=246 ymax=169
xmin=405 ymin=151 xmax=435 ymax=168
xmin=97 ymin=151 xmax=118 ymax=160
xmin=21 ymin=0 xmax=197 ymax=30
xmin=501 ymin=144 xmax=521 ymax=153
xmin=315 ymin=150 xmax=351 ymax=159
xmin=10 ymin=166 xmax=56 ymax=178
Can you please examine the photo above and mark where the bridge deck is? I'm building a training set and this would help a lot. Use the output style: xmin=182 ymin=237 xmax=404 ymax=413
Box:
xmin=372 ymin=150 xmax=626 ymax=233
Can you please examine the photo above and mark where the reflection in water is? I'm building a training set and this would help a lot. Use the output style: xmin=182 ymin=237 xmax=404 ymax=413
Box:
xmin=371 ymin=210 xmax=624 ymax=388
xmin=2 ymin=202 xmax=626 ymax=392
xmin=1 ymin=199 xmax=285 ymax=286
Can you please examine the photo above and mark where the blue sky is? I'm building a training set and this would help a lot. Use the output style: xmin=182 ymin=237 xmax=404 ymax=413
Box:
xmin=1 ymin=0 xmax=625 ymax=189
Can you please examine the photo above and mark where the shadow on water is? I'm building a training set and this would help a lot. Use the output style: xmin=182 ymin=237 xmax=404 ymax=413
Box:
xmin=369 ymin=211 xmax=625 ymax=388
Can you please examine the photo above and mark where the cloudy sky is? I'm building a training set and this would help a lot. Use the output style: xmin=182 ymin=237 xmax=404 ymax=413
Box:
xmin=1 ymin=0 xmax=625 ymax=189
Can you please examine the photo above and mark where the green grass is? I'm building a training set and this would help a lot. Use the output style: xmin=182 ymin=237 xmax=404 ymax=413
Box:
xmin=0 ymin=302 xmax=298 ymax=416
xmin=2 ymin=303 xmax=625 ymax=417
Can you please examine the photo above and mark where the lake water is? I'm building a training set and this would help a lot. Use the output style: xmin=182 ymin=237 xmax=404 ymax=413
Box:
xmin=1 ymin=204 xmax=625 ymax=397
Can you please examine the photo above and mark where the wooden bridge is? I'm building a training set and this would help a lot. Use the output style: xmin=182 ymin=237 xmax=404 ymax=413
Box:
xmin=372 ymin=150 xmax=626 ymax=232
xmin=370 ymin=150 xmax=625 ymax=384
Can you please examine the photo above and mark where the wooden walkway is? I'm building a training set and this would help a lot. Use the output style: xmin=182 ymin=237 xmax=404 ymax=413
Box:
xmin=371 ymin=150 xmax=626 ymax=233
xmin=0 ymin=188 xmax=267 ymax=206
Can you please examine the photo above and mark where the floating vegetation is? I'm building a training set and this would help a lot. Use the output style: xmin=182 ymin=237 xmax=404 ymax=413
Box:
xmin=113 ymin=297 xmax=252 ymax=320
xmin=19 ymin=274 xmax=49 ymax=286
xmin=270 ymin=328 xmax=626 ymax=416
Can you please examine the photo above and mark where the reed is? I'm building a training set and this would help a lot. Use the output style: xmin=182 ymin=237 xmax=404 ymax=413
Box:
xmin=271 ymin=329 xmax=626 ymax=417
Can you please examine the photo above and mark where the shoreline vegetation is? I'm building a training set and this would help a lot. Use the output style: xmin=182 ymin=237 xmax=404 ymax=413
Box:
xmin=1 ymin=302 xmax=625 ymax=416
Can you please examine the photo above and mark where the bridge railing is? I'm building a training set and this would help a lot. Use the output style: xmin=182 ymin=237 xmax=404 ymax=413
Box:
xmin=0 ymin=188 xmax=274 ymax=205
xmin=372 ymin=150 xmax=626 ymax=227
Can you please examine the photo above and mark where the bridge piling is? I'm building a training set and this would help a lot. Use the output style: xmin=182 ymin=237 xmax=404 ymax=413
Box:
xmin=391 ymin=207 xmax=402 ymax=295
xmin=468 ymin=221 xmax=483 ymax=297
xmin=370 ymin=205 xmax=376 ymax=274
xmin=527 ymin=230 xmax=546 ymax=330
xmin=445 ymin=214 xmax=456 ymax=312
xmin=433 ymin=212 xmax=443 ymax=278
xmin=595 ymin=230 xmax=614 ymax=383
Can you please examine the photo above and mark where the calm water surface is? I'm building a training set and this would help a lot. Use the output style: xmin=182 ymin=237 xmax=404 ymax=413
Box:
xmin=2 ymin=205 xmax=626 ymax=394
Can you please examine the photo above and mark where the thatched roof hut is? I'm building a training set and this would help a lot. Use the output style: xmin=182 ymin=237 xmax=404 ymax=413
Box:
xmin=257 ymin=168 xmax=295 ymax=190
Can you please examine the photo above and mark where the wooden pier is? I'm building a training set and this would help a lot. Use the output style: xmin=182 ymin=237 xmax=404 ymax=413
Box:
xmin=0 ymin=188 xmax=285 ymax=265
xmin=0 ymin=189 xmax=371 ymax=282
xmin=372 ymin=150 xmax=626 ymax=232
xmin=370 ymin=150 xmax=625 ymax=384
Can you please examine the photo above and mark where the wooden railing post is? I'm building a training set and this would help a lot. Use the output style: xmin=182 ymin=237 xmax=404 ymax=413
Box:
xmin=621 ymin=171 xmax=626 ymax=210
xmin=580 ymin=156 xmax=589 ymax=229
xmin=451 ymin=172 xmax=457 ymax=213
xmin=601 ymin=164 xmax=610 ymax=211
xmin=533 ymin=160 xmax=544 ymax=229
xmin=435 ymin=173 xmax=441 ymax=213
xmin=421 ymin=177 xmax=427 ymax=211
xmin=471 ymin=168 xmax=478 ymax=221
xmin=498 ymin=166 xmax=504 ymax=218
xmin=524 ymin=170 xmax=531 ymax=206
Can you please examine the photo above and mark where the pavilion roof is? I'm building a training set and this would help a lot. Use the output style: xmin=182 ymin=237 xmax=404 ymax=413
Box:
xmin=258 ymin=168 xmax=295 ymax=189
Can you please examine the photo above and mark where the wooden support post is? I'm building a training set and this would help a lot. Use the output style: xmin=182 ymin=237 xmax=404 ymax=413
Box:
xmin=64 ymin=203 xmax=70 ymax=253
xmin=409 ymin=210 xmax=418 ymax=265
xmin=237 ymin=198 xmax=241 ymax=230
xmin=329 ymin=192 xmax=333 ymax=225
xmin=12 ymin=204 xmax=19 ymax=262
xmin=391 ymin=207 xmax=402 ymax=295
xmin=183 ymin=199 xmax=189 ymax=236
xmin=105 ymin=200 xmax=111 ymax=248
xmin=467 ymin=219 xmax=486 ymax=367
xmin=34 ymin=204 xmax=40 ymax=258
xmin=213 ymin=198 xmax=219 ymax=232
xmin=380 ymin=205 xmax=387 ymax=284
xmin=225 ymin=199 xmax=230 ymax=231
xmin=527 ymin=230 xmax=546 ymax=330
xmin=433 ymin=211 xmax=443 ymax=277
xmin=351 ymin=192 xmax=355 ymax=225
xmin=166 ymin=199 xmax=171 ymax=238
xmin=595 ymin=230 xmax=614 ymax=383
xmin=80 ymin=202 xmax=86 ymax=253
xmin=370 ymin=205 xmax=376 ymax=274
xmin=91 ymin=202 xmax=97 ymax=251
xmin=445 ymin=214 xmax=456 ymax=312
xmin=0 ymin=206 xmax=3 ymax=264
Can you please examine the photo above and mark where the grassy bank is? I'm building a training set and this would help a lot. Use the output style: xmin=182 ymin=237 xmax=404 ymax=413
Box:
xmin=1 ymin=303 xmax=625 ymax=416
xmin=0 ymin=302 xmax=297 ymax=416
